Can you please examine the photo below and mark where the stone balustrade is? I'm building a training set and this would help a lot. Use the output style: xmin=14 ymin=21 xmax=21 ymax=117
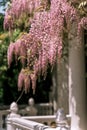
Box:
xmin=0 ymin=109 xmax=9 ymax=129
xmin=0 ymin=102 xmax=53 ymax=129
xmin=6 ymin=116 xmax=71 ymax=130
xmin=0 ymin=111 xmax=71 ymax=130
xmin=22 ymin=115 xmax=56 ymax=126
xmin=6 ymin=116 xmax=56 ymax=130
xmin=19 ymin=103 xmax=53 ymax=116
xmin=6 ymin=102 xmax=70 ymax=130
xmin=0 ymin=101 xmax=71 ymax=130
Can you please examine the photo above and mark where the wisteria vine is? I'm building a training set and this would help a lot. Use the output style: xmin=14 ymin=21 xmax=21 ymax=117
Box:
xmin=4 ymin=0 xmax=87 ymax=93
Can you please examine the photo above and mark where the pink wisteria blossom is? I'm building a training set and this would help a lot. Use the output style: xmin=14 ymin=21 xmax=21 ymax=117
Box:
xmin=5 ymin=0 xmax=87 ymax=92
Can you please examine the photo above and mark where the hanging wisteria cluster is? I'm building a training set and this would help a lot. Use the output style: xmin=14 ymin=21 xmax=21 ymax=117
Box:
xmin=4 ymin=0 xmax=87 ymax=93
xmin=4 ymin=0 xmax=50 ymax=30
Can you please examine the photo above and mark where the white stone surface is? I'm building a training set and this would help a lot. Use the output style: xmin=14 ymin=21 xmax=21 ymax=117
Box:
xmin=69 ymin=23 xmax=86 ymax=130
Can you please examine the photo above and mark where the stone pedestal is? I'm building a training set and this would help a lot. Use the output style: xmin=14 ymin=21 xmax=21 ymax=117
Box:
xmin=6 ymin=102 xmax=21 ymax=130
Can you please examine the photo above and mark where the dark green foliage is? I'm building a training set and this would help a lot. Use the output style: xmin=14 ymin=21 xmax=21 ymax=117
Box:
xmin=0 ymin=14 xmax=4 ymax=31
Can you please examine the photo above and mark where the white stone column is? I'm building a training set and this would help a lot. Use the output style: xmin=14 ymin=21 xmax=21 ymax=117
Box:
xmin=68 ymin=24 xmax=86 ymax=130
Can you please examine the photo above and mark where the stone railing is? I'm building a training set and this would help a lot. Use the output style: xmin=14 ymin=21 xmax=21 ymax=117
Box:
xmin=6 ymin=102 xmax=70 ymax=130
xmin=0 ymin=105 xmax=26 ymax=129
xmin=6 ymin=116 xmax=56 ymax=130
xmin=0 ymin=102 xmax=71 ymax=130
xmin=22 ymin=115 xmax=56 ymax=126
xmin=6 ymin=115 xmax=71 ymax=130
xmin=0 ymin=109 xmax=9 ymax=129
xmin=0 ymin=103 xmax=53 ymax=129
xmin=19 ymin=103 xmax=53 ymax=116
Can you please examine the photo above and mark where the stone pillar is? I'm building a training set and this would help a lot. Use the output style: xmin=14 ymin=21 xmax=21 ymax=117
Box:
xmin=52 ymin=63 xmax=58 ymax=114
xmin=52 ymin=53 xmax=69 ymax=114
xmin=56 ymin=108 xmax=70 ymax=130
xmin=68 ymin=23 xmax=86 ymax=130
xmin=25 ymin=98 xmax=37 ymax=116
xmin=57 ymin=59 xmax=69 ymax=114
xmin=6 ymin=102 xmax=21 ymax=130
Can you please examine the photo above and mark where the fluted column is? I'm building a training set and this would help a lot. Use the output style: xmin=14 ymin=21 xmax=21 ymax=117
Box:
xmin=68 ymin=23 xmax=86 ymax=130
